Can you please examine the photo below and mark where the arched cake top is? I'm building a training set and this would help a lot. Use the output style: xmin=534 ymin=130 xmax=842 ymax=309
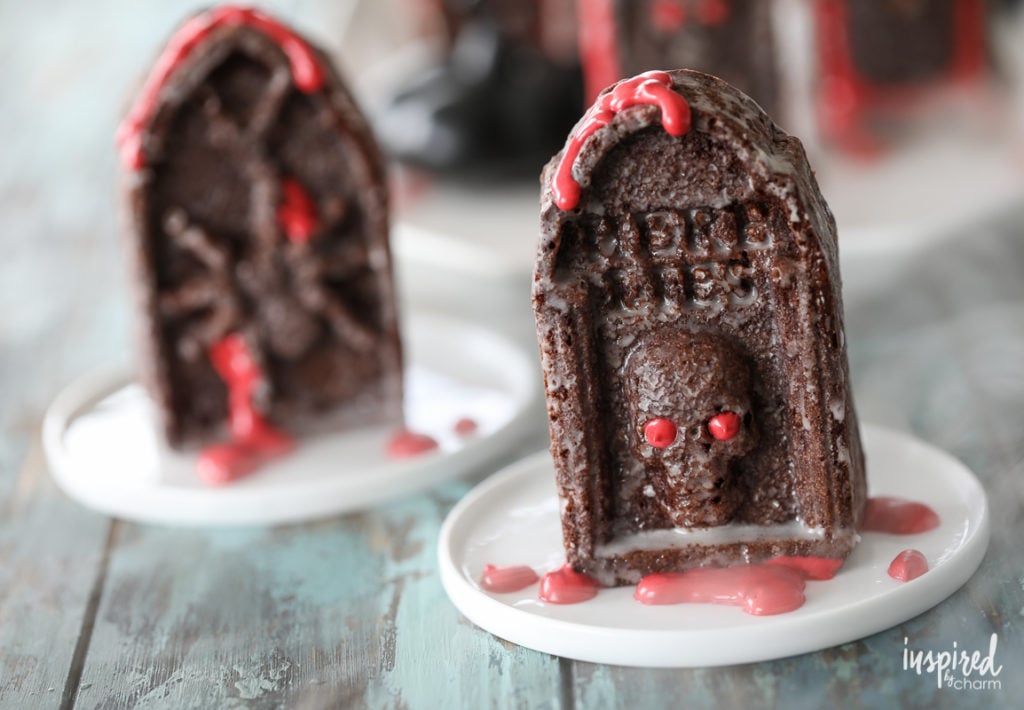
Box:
xmin=544 ymin=70 xmax=797 ymax=214
xmin=552 ymin=71 xmax=692 ymax=211
xmin=116 ymin=5 xmax=326 ymax=171
xmin=537 ymin=69 xmax=837 ymax=291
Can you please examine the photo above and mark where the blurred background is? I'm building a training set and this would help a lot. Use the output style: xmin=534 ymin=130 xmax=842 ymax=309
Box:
xmin=2 ymin=0 xmax=1022 ymax=374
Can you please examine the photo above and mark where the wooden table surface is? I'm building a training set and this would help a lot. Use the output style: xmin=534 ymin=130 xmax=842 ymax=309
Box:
xmin=2 ymin=1 xmax=1024 ymax=708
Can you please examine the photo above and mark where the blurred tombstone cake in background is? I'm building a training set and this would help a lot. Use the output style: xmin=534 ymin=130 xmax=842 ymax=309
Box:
xmin=813 ymin=0 xmax=993 ymax=154
xmin=574 ymin=0 xmax=1002 ymax=158
xmin=376 ymin=0 xmax=584 ymax=177
xmin=118 ymin=6 xmax=403 ymax=484
xmin=533 ymin=69 xmax=866 ymax=586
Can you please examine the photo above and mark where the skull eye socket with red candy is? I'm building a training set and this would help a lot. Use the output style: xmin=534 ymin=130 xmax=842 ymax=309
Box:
xmin=707 ymin=411 xmax=742 ymax=441
xmin=643 ymin=417 xmax=678 ymax=448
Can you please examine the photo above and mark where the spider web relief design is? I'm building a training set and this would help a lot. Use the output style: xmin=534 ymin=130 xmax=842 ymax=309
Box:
xmin=141 ymin=30 xmax=389 ymax=483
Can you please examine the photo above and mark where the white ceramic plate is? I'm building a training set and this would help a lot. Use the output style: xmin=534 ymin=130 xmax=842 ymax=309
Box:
xmin=43 ymin=312 xmax=543 ymax=526
xmin=438 ymin=424 xmax=990 ymax=668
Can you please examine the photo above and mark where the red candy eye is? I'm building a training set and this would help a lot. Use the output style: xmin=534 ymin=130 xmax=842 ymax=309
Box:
xmin=707 ymin=412 xmax=741 ymax=441
xmin=644 ymin=418 xmax=678 ymax=448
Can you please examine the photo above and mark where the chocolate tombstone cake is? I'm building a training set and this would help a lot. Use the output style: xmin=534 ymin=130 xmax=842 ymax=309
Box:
xmin=118 ymin=7 xmax=401 ymax=481
xmin=578 ymin=0 xmax=780 ymax=116
xmin=533 ymin=69 xmax=866 ymax=586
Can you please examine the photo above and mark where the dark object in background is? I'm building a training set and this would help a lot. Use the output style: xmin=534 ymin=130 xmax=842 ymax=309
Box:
xmin=533 ymin=70 xmax=866 ymax=587
xmin=119 ymin=7 xmax=403 ymax=451
xmin=579 ymin=0 xmax=780 ymax=116
xmin=378 ymin=0 xmax=583 ymax=177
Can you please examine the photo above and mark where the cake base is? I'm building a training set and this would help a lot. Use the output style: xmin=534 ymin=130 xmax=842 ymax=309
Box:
xmin=438 ymin=425 xmax=989 ymax=667
xmin=44 ymin=312 xmax=542 ymax=526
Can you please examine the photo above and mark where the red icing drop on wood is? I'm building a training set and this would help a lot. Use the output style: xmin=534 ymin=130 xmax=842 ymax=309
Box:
xmin=888 ymin=549 xmax=929 ymax=582
xmin=480 ymin=564 xmax=540 ymax=593
xmin=117 ymin=5 xmax=326 ymax=171
xmin=453 ymin=417 xmax=478 ymax=436
xmin=707 ymin=411 xmax=741 ymax=441
xmin=197 ymin=334 xmax=295 ymax=485
xmin=767 ymin=555 xmax=844 ymax=581
xmin=386 ymin=430 xmax=439 ymax=459
xmin=539 ymin=563 xmax=602 ymax=604
xmin=553 ymin=71 xmax=691 ymax=211
xmin=577 ymin=0 xmax=622 ymax=105
xmin=863 ymin=496 xmax=940 ymax=535
xmin=644 ymin=417 xmax=677 ymax=448
xmin=276 ymin=177 xmax=320 ymax=244
xmin=635 ymin=564 xmax=807 ymax=615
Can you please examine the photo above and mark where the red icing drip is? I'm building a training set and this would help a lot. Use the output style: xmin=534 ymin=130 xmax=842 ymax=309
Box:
xmin=453 ymin=417 xmax=478 ymax=436
xmin=696 ymin=0 xmax=730 ymax=26
xmin=863 ymin=496 xmax=940 ymax=535
xmin=276 ymin=177 xmax=319 ymax=244
xmin=888 ymin=549 xmax=929 ymax=582
xmin=576 ymin=0 xmax=623 ymax=106
xmin=650 ymin=0 xmax=687 ymax=33
xmin=386 ymin=430 xmax=439 ymax=459
xmin=767 ymin=555 xmax=844 ymax=581
xmin=635 ymin=564 xmax=806 ymax=616
xmin=197 ymin=334 xmax=295 ymax=485
xmin=707 ymin=411 xmax=741 ymax=441
xmin=539 ymin=563 xmax=601 ymax=604
xmin=480 ymin=564 xmax=540 ymax=593
xmin=644 ymin=417 xmax=677 ymax=448
xmin=553 ymin=71 xmax=691 ymax=211
xmin=117 ymin=5 xmax=325 ymax=171
xmin=815 ymin=0 xmax=988 ymax=154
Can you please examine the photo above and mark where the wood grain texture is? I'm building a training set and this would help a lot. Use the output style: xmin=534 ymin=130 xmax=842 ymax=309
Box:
xmin=70 ymin=484 xmax=563 ymax=709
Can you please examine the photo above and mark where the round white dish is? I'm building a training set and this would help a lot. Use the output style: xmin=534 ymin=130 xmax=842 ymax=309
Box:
xmin=43 ymin=312 xmax=543 ymax=526
xmin=438 ymin=424 xmax=990 ymax=668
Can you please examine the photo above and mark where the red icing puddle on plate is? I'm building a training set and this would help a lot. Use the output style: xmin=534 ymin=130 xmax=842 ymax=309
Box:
xmin=483 ymin=496 xmax=941 ymax=612
xmin=453 ymin=417 xmax=478 ymax=436
xmin=487 ymin=555 xmax=843 ymax=614
xmin=386 ymin=430 xmax=439 ymax=459
xmin=888 ymin=549 xmax=929 ymax=582
xmin=480 ymin=564 xmax=540 ymax=594
xmin=864 ymin=496 xmax=940 ymax=534
xmin=635 ymin=564 xmax=808 ymax=616
xmin=538 ymin=563 xmax=602 ymax=604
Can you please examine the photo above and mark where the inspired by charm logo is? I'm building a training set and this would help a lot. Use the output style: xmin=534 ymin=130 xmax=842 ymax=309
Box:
xmin=903 ymin=634 xmax=1003 ymax=690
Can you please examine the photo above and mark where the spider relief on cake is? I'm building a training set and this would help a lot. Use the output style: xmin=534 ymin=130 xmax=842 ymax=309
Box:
xmin=118 ymin=6 xmax=402 ymax=484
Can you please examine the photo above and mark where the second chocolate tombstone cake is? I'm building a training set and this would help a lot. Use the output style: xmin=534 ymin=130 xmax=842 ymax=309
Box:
xmin=533 ymin=69 xmax=866 ymax=586
xmin=117 ymin=6 xmax=402 ymax=483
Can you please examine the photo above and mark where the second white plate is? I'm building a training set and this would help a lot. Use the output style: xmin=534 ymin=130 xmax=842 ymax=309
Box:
xmin=43 ymin=311 xmax=543 ymax=526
